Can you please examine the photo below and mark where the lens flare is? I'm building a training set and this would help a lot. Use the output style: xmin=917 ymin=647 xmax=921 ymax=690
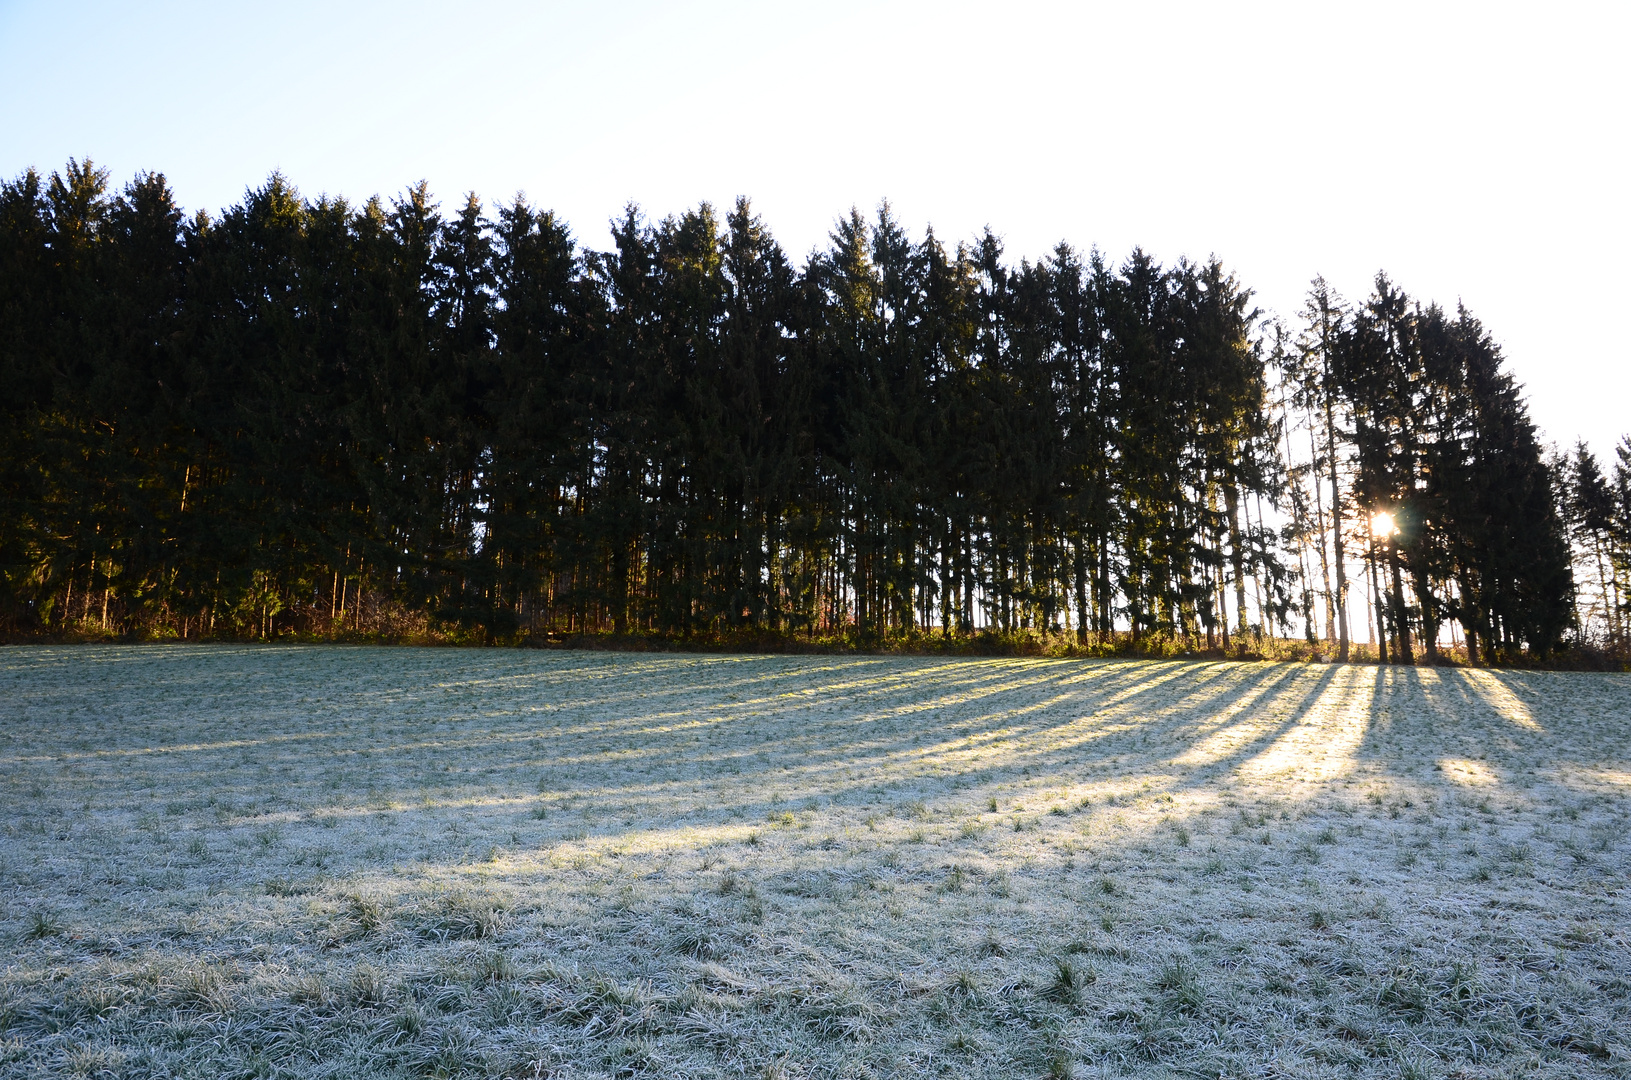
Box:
xmin=1371 ymin=510 xmax=1396 ymax=537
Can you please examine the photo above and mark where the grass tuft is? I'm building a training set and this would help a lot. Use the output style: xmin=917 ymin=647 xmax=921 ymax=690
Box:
xmin=1155 ymin=957 xmax=1203 ymax=1014
xmin=23 ymin=910 xmax=64 ymax=941
xmin=1040 ymin=956 xmax=1094 ymax=1005
xmin=414 ymin=891 xmax=506 ymax=942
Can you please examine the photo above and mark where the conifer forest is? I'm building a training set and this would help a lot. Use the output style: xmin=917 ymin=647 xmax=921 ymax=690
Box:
xmin=3 ymin=160 xmax=1628 ymax=663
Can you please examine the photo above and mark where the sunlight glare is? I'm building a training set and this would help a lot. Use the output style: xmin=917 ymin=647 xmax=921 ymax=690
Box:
xmin=1462 ymin=669 xmax=1541 ymax=731
xmin=1437 ymin=758 xmax=1498 ymax=786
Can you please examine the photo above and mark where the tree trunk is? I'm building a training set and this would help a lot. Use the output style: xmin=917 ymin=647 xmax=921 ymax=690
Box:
xmin=1412 ymin=568 xmax=1439 ymax=664
xmin=1388 ymin=545 xmax=1413 ymax=663
xmin=1225 ymin=483 xmax=1247 ymax=637
xmin=1073 ymin=541 xmax=1089 ymax=644
xmin=1323 ymin=369 xmax=1350 ymax=661
xmin=1306 ymin=428 xmax=1336 ymax=644
xmin=1368 ymin=541 xmax=1388 ymax=664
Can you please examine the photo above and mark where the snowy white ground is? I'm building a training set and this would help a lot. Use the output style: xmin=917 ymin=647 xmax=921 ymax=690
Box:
xmin=1 ymin=647 xmax=1627 ymax=1078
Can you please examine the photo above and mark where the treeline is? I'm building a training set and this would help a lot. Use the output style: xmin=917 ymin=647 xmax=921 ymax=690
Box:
xmin=2 ymin=160 xmax=1626 ymax=661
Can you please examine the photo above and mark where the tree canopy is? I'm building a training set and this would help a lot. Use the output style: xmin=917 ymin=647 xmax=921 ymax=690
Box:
xmin=2 ymin=161 xmax=1616 ymax=663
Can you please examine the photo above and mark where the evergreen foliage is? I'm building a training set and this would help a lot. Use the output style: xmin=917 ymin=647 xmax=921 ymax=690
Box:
xmin=0 ymin=161 xmax=1607 ymax=662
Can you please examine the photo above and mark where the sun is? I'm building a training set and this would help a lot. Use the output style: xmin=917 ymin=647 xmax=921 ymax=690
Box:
xmin=1371 ymin=510 xmax=1397 ymax=537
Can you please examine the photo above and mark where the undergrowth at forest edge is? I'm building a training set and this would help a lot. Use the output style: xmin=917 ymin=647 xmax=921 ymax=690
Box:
xmin=16 ymin=623 xmax=1629 ymax=672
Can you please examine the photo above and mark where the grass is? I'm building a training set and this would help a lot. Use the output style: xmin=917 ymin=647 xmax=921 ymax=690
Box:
xmin=0 ymin=646 xmax=1628 ymax=1078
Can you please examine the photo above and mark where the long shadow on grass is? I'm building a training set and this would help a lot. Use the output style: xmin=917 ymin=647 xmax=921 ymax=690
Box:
xmin=9 ymin=649 xmax=1623 ymax=867
xmin=362 ymin=656 xmax=1364 ymax=841
xmin=5 ymin=648 xmax=1629 ymax=1080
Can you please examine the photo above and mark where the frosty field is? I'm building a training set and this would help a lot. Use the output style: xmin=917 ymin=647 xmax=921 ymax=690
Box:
xmin=2 ymin=648 xmax=1628 ymax=1079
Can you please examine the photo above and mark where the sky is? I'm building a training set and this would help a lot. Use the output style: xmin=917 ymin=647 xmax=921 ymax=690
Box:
xmin=2 ymin=0 xmax=1626 ymax=458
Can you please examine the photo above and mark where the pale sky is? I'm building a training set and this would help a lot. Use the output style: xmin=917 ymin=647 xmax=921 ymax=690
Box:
xmin=3 ymin=0 xmax=1625 ymax=458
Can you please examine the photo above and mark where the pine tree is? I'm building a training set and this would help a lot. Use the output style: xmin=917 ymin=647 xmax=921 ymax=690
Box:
xmin=1290 ymin=277 xmax=1351 ymax=659
xmin=1569 ymin=443 xmax=1621 ymax=647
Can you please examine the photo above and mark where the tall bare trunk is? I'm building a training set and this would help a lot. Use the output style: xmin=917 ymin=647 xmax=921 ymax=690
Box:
xmin=1367 ymin=524 xmax=1388 ymax=664
xmin=1321 ymin=352 xmax=1350 ymax=661
xmin=1388 ymin=543 xmax=1413 ymax=663
xmin=1306 ymin=428 xmax=1335 ymax=643
xmin=1225 ymin=483 xmax=1247 ymax=637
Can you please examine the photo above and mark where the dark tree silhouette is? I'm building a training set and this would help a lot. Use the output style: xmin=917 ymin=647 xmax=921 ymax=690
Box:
xmin=0 ymin=161 xmax=1604 ymax=664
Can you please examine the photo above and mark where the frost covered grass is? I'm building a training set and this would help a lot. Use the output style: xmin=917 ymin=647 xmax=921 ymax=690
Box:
xmin=1 ymin=646 xmax=1628 ymax=1078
